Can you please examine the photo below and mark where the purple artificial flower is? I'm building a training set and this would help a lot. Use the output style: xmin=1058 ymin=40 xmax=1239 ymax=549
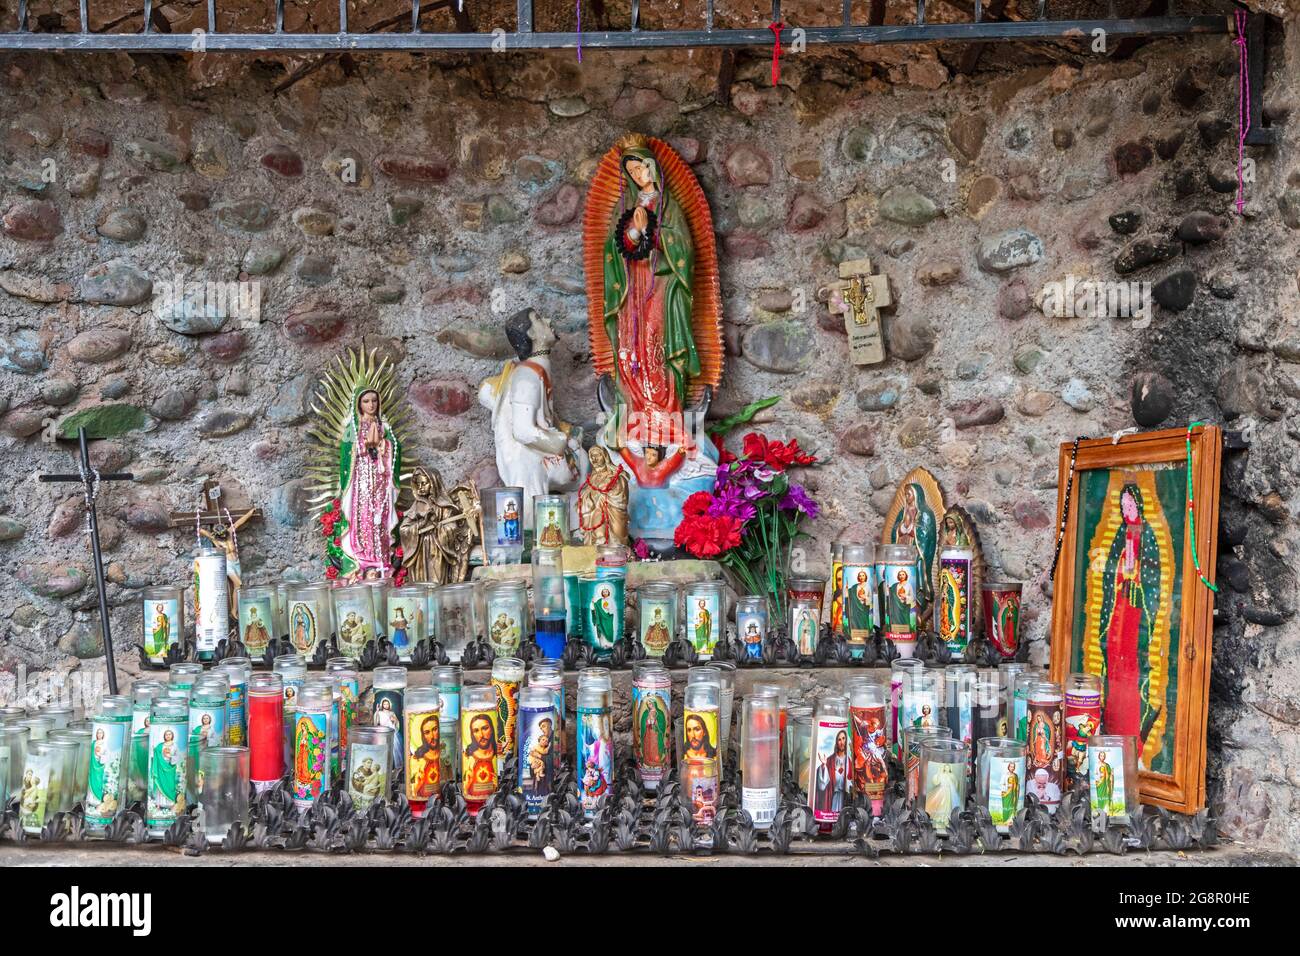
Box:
xmin=779 ymin=484 xmax=820 ymax=518
xmin=708 ymin=483 xmax=758 ymax=522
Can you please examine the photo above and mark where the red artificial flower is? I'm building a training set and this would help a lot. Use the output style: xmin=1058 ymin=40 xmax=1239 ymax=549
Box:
xmin=332 ymin=537 xmax=341 ymax=547
xmin=331 ymin=499 xmax=341 ymax=510
xmin=682 ymin=491 xmax=713 ymax=519
xmin=711 ymin=432 xmax=736 ymax=465
xmin=325 ymin=566 xmax=339 ymax=580
xmin=674 ymin=513 xmax=743 ymax=558
xmin=741 ymin=431 xmax=816 ymax=471
xmin=394 ymin=547 xmax=404 ymax=558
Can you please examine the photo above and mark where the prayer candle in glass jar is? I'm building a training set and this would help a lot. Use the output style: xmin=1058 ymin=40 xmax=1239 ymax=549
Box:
xmin=141 ymin=586 xmax=184 ymax=664
xmin=146 ymin=698 xmax=190 ymax=835
xmin=532 ymin=547 xmax=567 ymax=659
xmin=291 ymin=681 xmax=333 ymax=812
xmin=84 ymin=695 xmax=131 ymax=831
xmin=631 ymin=660 xmax=672 ymax=791
xmin=518 ymin=686 xmax=559 ymax=818
xmin=1087 ymin=734 xmax=1138 ymax=830
xmin=637 ymin=583 xmax=680 ymax=659
xmin=403 ymin=686 xmax=441 ymax=816
xmin=878 ymin=544 xmax=920 ymax=657
xmin=808 ymin=694 xmax=850 ymax=832
xmin=197 ymin=746 xmax=249 ymax=844
xmin=1064 ymin=672 xmax=1103 ymax=786
xmin=461 ymin=686 xmax=500 ymax=814
xmin=682 ymin=580 xmax=726 ymax=660
xmin=484 ymin=581 xmax=528 ymax=659
xmin=734 ymin=594 xmax=768 ymax=662
xmin=977 ymin=736 xmax=1026 ymax=834
xmin=387 ymin=586 xmax=426 ymax=662
xmin=347 ymin=725 xmax=392 ymax=812
xmin=248 ymin=672 xmax=284 ymax=793
xmin=741 ymin=693 xmax=781 ymax=830
xmin=919 ymin=738 xmax=969 ymax=833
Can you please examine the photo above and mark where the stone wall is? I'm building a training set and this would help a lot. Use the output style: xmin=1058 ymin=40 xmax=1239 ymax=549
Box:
xmin=1 ymin=18 xmax=1298 ymax=853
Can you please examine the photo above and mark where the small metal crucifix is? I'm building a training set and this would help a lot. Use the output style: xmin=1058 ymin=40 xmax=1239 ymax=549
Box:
xmin=38 ymin=427 xmax=134 ymax=695
xmin=828 ymin=257 xmax=891 ymax=366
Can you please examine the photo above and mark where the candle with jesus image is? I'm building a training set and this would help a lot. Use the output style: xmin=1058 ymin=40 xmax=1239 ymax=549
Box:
xmin=808 ymin=694 xmax=849 ymax=832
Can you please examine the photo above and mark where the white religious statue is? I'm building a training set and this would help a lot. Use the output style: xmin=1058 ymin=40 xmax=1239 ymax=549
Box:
xmin=478 ymin=309 xmax=587 ymax=529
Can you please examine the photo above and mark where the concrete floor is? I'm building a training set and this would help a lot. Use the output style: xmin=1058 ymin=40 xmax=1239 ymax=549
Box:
xmin=0 ymin=841 xmax=1289 ymax=867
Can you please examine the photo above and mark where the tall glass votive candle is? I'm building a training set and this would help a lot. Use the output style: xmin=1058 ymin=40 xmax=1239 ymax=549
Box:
xmin=533 ymin=493 xmax=570 ymax=548
xmin=579 ymin=572 xmax=624 ymax=661
xmin=423 ymin=584 xmax=441 ymax=647
xmin=741 ymin=693 xmax=781 ymax=830
xmin=1087 ymin=734 xmax=1139 ymax=829
xmin=461 ymin=686 xmax=500 ymax=814
xmin=274 ymin=654 xmax=307 ymax=768
xmin=532 ymin=547 xmax=567 ymax=659
xmin=981 ymin=581 xmax=1023 ymax=660
xmin=789 ymin=596 xmax=821 ymax=660
xmin=404 ymin=687 xmax=441 ymax=816
xmin=20 ymin=740 xmax=60 ymax=834
xmin=48 ymin=730 xmax=91 ymax=813
xmin=752 ymin=680 xmax=788 ymax=772
xmin=326 ymin=659 xmax=360 ymax=773
xmin=788 ymin=707 xmax=813 ymax=795
xmin=977 ymin=737 xmax=1026 ymax=834
xmin=849 ymin=682 xmax=889 ymax=816
xmin=484 ymin=581 xmax=528 ymax=658
xmin=808 ymin=693 xmax=850 ymax=832
xmin=219 ymin=657 xmax=251 ymax=746
xmin=129 ymin=681 xmax=164 ymax=805
xmin=889 ymin=658 xmax=924 ymax=755
xmin=437 ymin=582 xmax=480 ymax=663
xmin=638 ymin=583 xmax=680 ymax=659
xmin=371 ymin=667 xmax=407 ymax=774
xmin=937 ymin=542 xmax=975 ymax=659
xmin=1064 ymin=672 xmax=1103 ymax=785
xmin=1024 ymin=680 xmax=1064 ymax=814
xmin=1002 ymin=663 xmax=1032 ymax=738
xmin=387 ymin=586 xmax=426 ymax=662
xmin=169 ymin=662 xmax=203 ymax=695
xmin=491 ymin=657 xmax=525 ymax=772
xmin=197 ymin=746 xmax=249 ymax=844
xmin=942 ymin=664 xmax=977 ymax=751
xmin=84 ymin=696 xmax=131 ymax=830
xmin=919 ymin=738 xmax=969 ymax=833
xmin=682 ymin=680 xmax=720 ymax=771
xmin=840 ymin=543 xmax=877 ymax=656
xmin=0 ymin=725 xmax=29 ymax=809
xmin=518 ymin=685 xmax=559 ymax=818
xmin=292 ymin=681 xmax=333 ymax=812
xmin=878 ymin=544 xmax=921 ymax=657
xmin=714 ymin=660 xmax=737 ymax=756
xmin=187 ymin=674 xmax=229 ymax=802
xmin=904 ymin=726 xmax=952 ymax=805
xmin=286 ymin=584 xmax=332 ymax=658
xmin=248 ymin=673 xmax=284 ymax=793
xmin=237 ymin=585 xmax=275 ymax=660
xmin=682 ymin=580 xmax=726 ymax=660
xmin=483 ymin=486 xmax=525 ymax=563
xmin=734 ymin=594 xmax=769 ymax=662
xmin=331 ymin=583 xmax=375 ymax=659
xmin=142 ymin=586 xmax=184 ymax=664
xmin=973 ymin=677 xmax=1004 ymax=744
xmin=901 ymin=666 xmax=941 ymax=736
xmin=630 ymin=660 xmax=672 ymax=790
xmin=146 ymin=698 xmax=189 ymax=836
xmin=577 ymin=684 xmax=613 ymax=819
xmin=433 ymin=665 xmax=463 ymax=784
xmin=347 ymin=725 xmax=392 ymax=811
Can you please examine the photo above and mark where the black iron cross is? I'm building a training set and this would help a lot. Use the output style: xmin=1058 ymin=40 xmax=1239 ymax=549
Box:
xmin=38 ymin=427 xmax=133 ymax=695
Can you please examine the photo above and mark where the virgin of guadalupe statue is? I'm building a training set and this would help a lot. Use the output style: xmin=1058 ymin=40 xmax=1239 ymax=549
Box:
xmin=1097 ymin=481 xmax=1163 ymax=760
xmin=306 ymin=348 xmax=414 ymax=584
xmin=583 ymin=134 xmax=724 ymax=545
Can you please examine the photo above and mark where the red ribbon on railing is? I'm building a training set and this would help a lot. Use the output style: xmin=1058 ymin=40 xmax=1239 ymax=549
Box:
xmin=769 ymin=21 xmax=784 ymax=85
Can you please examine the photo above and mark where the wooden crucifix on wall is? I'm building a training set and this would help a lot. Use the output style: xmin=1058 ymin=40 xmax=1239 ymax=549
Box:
xmin=828 ymin=257 xmax=891 ymax=366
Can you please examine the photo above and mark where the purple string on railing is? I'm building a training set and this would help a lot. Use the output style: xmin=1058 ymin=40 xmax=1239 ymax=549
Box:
xmin=1235 ymin=7 xmax=1250 ymax=215
xmin=577 ymin=0 xmax=582 ymax=62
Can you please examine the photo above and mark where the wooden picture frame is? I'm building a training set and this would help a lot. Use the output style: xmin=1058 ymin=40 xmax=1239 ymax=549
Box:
xmin=1048 ymin=425 xmax=1221 ymax=814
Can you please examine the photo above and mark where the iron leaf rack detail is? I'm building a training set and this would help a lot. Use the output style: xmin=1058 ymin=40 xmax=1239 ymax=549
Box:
xmin=2 ymin=0 xmax=1235 ymax=51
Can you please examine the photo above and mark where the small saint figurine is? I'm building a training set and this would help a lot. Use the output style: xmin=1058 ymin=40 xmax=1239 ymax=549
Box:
xmin=578 ymin=445 xmax=629 ymax=546
xmin=398 ymin=466 xmax=483 ymax=585
xmin=478 ymin=309 xmax=586 ymax=531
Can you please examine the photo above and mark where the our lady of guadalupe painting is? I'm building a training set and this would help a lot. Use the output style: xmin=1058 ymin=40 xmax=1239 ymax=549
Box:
xmin=1049 ymin=426 xmax=1221 ymax=814
xmin=583 ymin=133 xmax=725 ymax=546
xmin=881 ymin=468 xmax=945 ymax=622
